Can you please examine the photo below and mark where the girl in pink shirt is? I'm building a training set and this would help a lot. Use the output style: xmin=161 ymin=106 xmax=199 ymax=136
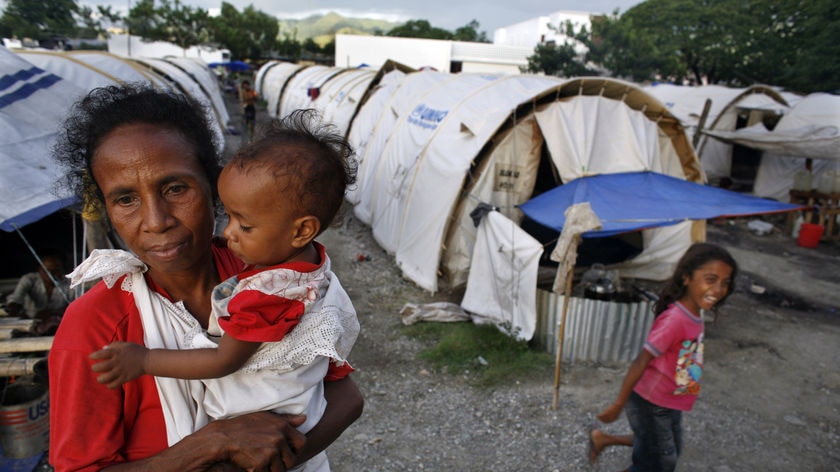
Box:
xmin=589 ymin=243 xmax=738 ymax=472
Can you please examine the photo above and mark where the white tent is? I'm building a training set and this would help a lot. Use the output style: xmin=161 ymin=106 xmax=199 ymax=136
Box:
xmin=163 ymin=56 xmax=231 ymax=129
xmin=64 ymin=51 xmax=171 ymax=88
xmin=644 ymin=83 xmax=804 ymax=190
xmin=0 ymin=47 xmax=83 ymax=231
xmin=345 ymin=68 xmax=408 ymax=208
xmin=315 ymin=67 xmax=376 ymax=133
xmin=693 ymin=86 xmax=792 ymax=184
xmin=14 ymin=50 xmax=229 ymax=150
xmin=349 ymin=70 xmax=456 ymax=224
xmin=277 ymin=65 xmax=344 ymax=120
xmin=15 ymin=50 xmax=171 ymax=91
xmin=255 ymin=62 xmax=704 ymax=294
xmin=706 ymin=93 xmax=840 ymax=201
xmin=131 ymin=57 xmax=227 ymax=147
xmin=1 ymin=48 xmax=231 ymax=232
xmin=256 ymin=61 xmax=305 ymax=117
xmin=350 ymin=74 xmax=703 ymax=291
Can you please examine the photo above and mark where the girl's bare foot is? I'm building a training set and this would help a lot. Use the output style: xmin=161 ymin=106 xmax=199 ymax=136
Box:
xmin=589 ymin=428 xmax=605 ymax=463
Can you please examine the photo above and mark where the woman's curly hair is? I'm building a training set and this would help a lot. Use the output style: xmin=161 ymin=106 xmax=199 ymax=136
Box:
xmin=53 ymin=83 xmax=222 ymax=209
xmin=653 ymin=242 xmax=738 ymax=316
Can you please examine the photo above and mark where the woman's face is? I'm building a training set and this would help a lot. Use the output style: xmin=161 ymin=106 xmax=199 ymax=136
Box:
xmin=91 ymin=123 xmax=215 ymax=275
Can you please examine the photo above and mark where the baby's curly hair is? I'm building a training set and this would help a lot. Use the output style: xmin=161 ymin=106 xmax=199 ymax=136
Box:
xmin=228 ymin=109 xmax=357 ymax=234
xmin=52 ymin=83 xmax=221 ymax=208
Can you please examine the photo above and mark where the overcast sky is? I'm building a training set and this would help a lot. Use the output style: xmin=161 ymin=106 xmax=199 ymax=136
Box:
xmin=83 ymin=0 xmax=644 ymax=33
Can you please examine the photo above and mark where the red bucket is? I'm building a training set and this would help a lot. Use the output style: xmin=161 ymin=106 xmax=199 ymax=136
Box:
xmin=797 ymin=223 xmax=824 ymax=248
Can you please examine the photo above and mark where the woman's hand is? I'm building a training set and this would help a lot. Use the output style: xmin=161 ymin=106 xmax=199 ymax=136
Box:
xmin=98 ymin=412 xmax=308 ymax=471
xmin=205 ymin=411 xmax=307 ymax=470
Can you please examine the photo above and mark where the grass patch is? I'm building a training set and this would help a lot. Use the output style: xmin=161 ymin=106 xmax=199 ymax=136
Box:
xmin=402 ymin=321 xmax=554 ymax=387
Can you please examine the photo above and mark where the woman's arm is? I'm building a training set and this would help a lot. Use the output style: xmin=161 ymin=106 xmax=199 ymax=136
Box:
xmin=597 ymin=349 xmax=654 ymax=423
xmin=100 ymin=412 xmax=308 ymax=472
xmin=291 ymin=375 xmax=364 ymax=466
xmin=101 ymin=377 xmax=364 ymax=471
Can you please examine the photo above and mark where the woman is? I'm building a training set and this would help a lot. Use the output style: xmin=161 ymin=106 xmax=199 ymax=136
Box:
xmin=49 ymin=84 xmax=363 ymax=471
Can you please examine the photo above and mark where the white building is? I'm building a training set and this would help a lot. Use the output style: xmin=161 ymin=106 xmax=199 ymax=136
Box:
xmin=493 ymin=11 xmax=592 ymax=49
xmin=107 ymin=34 xmax=230 ymax=63
xmin=334 ymin=34 xmax=532 ymax=75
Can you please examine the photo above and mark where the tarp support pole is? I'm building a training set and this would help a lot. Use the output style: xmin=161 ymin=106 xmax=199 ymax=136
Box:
xmin=693 ymin=98 xmax=713 ymax=148
xmin=553 ymin=265 xmax=575 ymax=410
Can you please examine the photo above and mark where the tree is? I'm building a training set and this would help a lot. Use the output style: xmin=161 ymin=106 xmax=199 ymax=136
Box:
xmin=159 ymin=0 xmax=210 ymax=53
xmin=452 ymin=20 xmax=490 ymax=43
xmin=209 ymin=2 xmax=278 ymax=61
xmin=586 ymin=0 xmax=839 ymax=93
xmin=276 ymin=30 xmax=302 ymax=61
xmin=387 ymin=20 xmax=453 ymax=40
xmin=0 ymin=0 xmax=78 ymax=41
xmin=526 ymin=20 xmax=599 ymax=77
xmin=126 ymin=0 xmax=210 ymax=55
xmin=125 ymin=0 xmax=158 ymax=40
xmin=745 ymin=0 xmax=840 ymax=93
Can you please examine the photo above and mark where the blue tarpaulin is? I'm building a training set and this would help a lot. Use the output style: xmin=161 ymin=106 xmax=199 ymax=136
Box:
xmin=518 ymin=171 xmax=806 ymax=237
xmin=208 ymin=61 xmax=251 ymax=72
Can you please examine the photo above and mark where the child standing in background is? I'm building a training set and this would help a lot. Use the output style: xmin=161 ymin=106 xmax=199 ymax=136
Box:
xmin=239 ymin=78 xmax=258 ymax=141
xmin=589 ymin=243 xmax=738 ymax=472
xmin=87 ymin=109 xmax=359 ymax=472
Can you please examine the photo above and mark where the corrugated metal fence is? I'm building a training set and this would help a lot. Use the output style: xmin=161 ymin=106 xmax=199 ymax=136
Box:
xmin=535 ymin=289 xmax=655 ymax=364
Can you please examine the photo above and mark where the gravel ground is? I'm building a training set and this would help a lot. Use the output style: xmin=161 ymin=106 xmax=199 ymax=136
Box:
xmin=316 ymin=209 xmax=840 ymax=472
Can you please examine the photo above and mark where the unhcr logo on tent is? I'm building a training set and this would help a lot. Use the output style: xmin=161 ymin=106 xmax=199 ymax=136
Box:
xmin=408 ymin=104 xmax=448 ymax=130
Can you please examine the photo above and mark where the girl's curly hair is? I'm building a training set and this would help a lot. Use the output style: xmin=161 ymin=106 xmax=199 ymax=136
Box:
xmin=52 ymin=83 xmax=221 ymax=208
xmin=653 ymin=242 xmax=738 ymax=316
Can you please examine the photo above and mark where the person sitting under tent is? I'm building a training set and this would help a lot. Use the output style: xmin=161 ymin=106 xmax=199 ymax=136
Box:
xmin=4 ymin=249 xmax=74 ymax=334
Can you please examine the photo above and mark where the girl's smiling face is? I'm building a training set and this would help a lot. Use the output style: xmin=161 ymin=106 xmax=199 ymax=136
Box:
xmin=680 ymin=259 xmax=734 ymax=315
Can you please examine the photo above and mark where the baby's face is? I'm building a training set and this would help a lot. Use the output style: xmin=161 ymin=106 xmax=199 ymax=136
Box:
xmin=218 ymin=165 xmax=300 ymax=267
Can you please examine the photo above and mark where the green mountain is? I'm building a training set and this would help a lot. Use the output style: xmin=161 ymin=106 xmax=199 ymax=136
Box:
xmin=277 ymin=12 xmax=402 ymax=47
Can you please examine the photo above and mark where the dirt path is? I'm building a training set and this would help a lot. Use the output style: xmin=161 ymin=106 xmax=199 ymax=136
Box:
xmin=314 ymin=207 xmax=840 ymax=471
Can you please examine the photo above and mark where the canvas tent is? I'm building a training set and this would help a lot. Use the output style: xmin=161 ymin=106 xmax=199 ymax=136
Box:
xmin=131 ymin=57 xmax=228 ymax=142
xmin=13 ymin=50 xmax=229 ymax=149
xmin=1 ymin=47 xmax=231 ymax=243
xmin=255 ymin=62 xmax=709 ymax=291
xmin=644 ymin=83 xmax=804 ymax=192
xmin=704 ymin=93 xmax=840 ymax=201
xmin=255 ymin=63 xmax=809 ymax=298
xmin=15 ymin=50 xmax=171 ymax=91
xmin=0 ymin=47 xmax=83 ymax=231
xmin=255 ymin=61 xmax=306 ymax=118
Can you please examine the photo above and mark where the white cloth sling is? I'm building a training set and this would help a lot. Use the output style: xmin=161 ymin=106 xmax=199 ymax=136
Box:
xmin=68 ymin=249 xmax=211 ymax=446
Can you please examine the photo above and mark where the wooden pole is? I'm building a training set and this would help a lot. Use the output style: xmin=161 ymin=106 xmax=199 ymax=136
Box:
xmin=553 ymin=265 xmax=575 ymax=410
xmin=693 ymin=98 xmax=713 ymax=148
xmin=0 ymin=356 xmax=47 ymax=377
xmin=0 ymin=337 xmax=53 ymax=354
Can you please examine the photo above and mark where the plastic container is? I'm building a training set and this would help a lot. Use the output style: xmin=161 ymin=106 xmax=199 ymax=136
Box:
xmin=816 ymin=171 xmax=836 ymax=194
xmin=792 ymin=170 xmax=812 ymax=191
xmin=797 ymin=223 xmax=824 ymax=248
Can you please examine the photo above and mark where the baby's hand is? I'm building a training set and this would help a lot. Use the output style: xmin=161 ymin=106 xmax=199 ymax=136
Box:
xmin=89 ymin=341 xmax=149 ymax=389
